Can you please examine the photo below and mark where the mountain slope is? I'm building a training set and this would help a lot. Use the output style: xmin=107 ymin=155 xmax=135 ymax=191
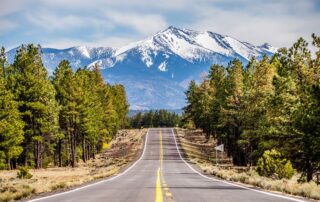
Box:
xmin=6 ymin=26 xmax=277 ymax=109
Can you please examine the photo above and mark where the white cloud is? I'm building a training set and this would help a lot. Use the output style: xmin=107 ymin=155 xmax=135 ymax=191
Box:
xmin=43 ymin=37 xmax=135 ymax=49
xmin=0 ymin=0 xmax=28 ymax=17
xmin=25 ymin=8 xmax=168 ymax=36
xmin=0 ymin=19 xmax=17 ymax=35
xmin=38 ymin=0 xmax=191 ymax=11
xmin=3 ymin=0 xmax=320 ymax=49
xmin=26 ymin=10 xmax=112 ymax=31
xmin=105 ymin=12 xmax=168 ymax=35
xmin=188 ymin=0 xmax=320 ymax=47
xmin=95 ymin=37 xmax=136 ymax=48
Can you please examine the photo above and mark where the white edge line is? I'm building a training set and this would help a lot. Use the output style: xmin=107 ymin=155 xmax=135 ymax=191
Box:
xmin=29 ymin=129 xmax=150 ymax=202
xmin=171 ymin=128 xmax=306 ymax=202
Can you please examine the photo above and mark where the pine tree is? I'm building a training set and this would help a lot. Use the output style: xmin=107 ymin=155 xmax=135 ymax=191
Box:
xmin=184 ymin=79 xmax=213 ymax=139
xmin=183 ymin=80 xmax=198 ymax=127
xmin=76 ymin=68 xmax=105 ymax=161
xmin=52 ymin=60 xmax=76 ymax=166
xmin=111 ymin=84 xmax=129 ymax=133
xmin=12 ymin=45 xmax=59 ymax=168
xmin=91 ymin=65 xmax=116 ymax=144
xmin=207 ymin=64 xmax=227 ymax=139
xmin=289 ymin=36 xmax=320 ymax=181
xmin=260 ymin=55 xmax=300 ymax=163
xmin=241 ymin=55 xmax=276 ymax=163
xmin=0 ymin=47 xmax=24 ymax=169
xmin=181 ymin=35 xmax=320 ymax=179
xmin=220 ymin=59 xmax=245 ymax=165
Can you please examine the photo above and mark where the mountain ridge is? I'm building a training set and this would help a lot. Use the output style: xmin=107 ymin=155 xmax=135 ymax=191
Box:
xmin=6 ymin=26 xmax=277 ymax=110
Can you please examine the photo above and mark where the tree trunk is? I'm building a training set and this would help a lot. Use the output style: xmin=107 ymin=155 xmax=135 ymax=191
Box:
xmin=306 ymin=158 xmax=313 ymax=182
xmin=232 ymin=125 xmax=246 ymax=166
xmin=7 ymin=158 xmax=11 ymax=170
xmin=69 ymin=116 xmax=77 ymax=168
xmin=34 ymin=141 xmax=38 ymax=168
xmin=67 ymin=121 xmax=74 ymax=167
xmin=86 ymin=144 xmax=90 ymax=161
xmin=11 ymin=159 xmax=17 ymax=170
xmin=82 ymin=137 xmax=86 ymax=163
xmin=58 ymin=139 xmax=62 ymax=167
xmin=71 ymin=132 xmax=76 ymax=167
xmin=35 ymin=141 xmax=42 ymax=169
xmin=39 ymin=142 xmax=42 ymax=168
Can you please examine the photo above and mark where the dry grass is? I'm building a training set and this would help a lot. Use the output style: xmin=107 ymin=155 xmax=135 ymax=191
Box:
xmin=176 ymin=128 xmax=320 ymax=201
xmin=0 ymin=129 xmax=146 ymax=201
xmin=197 ymin=162 xmax=320 ymax=200
xmin=0 ymin=184 xmax=36 ymax=202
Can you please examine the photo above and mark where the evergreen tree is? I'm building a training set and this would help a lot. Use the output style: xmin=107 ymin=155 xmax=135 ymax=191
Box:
xmin=52 ymin=60 xmax=77 ymax=167
xmin=111 ymin=84 xmax=129 ymax=133
xmin=290 ymin=36 xmax=320 ymax=181
xmin=129 ymin=110 xmax=180 ymax=128
xmin=260 ymin=55 xmax=300 ymax=161
xmin=0 ymin=47 xmax=24 ymax=169
xmin=12 ymin=45 xmax=59 ymax=168
xmin=241 ymin=55 xmax=276 ymax=164
xmin=183 ymin=80 xmax=198 ymax=127
xmin=220 ymin=59 xmax=245 ymax=165
xmin=181 ymin=35 xmax=320 ymax=180
xmin=207 ymin=64 xmax=227 ymax=140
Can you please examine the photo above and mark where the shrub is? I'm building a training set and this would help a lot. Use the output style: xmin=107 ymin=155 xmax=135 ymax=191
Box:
xmin=282 ymin=161 xmax=295 ymax=179
xmin=256 ymin=149 xmax=294 ymax=179
xmin=17 ymin=166 xmax=33 ymax=179
xmin=0 ymin=151 xmax=7 ymax=170
xmin=51 ymin=182 xmax=66 ymax=191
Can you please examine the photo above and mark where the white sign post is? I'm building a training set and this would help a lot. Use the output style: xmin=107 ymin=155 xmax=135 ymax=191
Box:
xmin=214 ymin=144 xmax=224 ymax=166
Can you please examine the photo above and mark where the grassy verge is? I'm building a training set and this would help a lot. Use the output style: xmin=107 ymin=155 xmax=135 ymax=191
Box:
xmin=0 ymin=129 xmax=146 ymax=202
xmin=176 ymin=128 xmax=320 ymax=201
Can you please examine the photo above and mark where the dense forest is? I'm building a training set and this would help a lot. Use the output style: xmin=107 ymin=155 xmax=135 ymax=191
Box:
xmin=129 ymin=110 xmax=180 ymax=128
xmin=182 ymin=34 xmax=320 ymax=181
xmin=0 ymin=44 xmax=129 ymax=169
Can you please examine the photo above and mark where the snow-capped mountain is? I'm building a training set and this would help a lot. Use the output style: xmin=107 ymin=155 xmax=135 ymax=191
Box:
xmin=6 ymin=26 xmax=277 ymax=110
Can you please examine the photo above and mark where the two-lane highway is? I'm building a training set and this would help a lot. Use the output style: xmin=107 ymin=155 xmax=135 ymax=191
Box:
xmin=29 ymin=128 xmax=305 ymax=202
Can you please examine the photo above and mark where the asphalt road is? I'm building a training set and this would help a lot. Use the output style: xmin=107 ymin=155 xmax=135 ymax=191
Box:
xmin=29 ymin=128 xmax=306 ymax=202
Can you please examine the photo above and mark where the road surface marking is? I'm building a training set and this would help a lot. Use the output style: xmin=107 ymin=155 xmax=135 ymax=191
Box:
xmin=160 ymin=129 xmax=163 ymax=169
xmin=171 ymin=128 xmax=306 ymax=202
xmin=155 ymin=167 xmax=163 ymax=202
xmin=28 ymin=129 xmax=150 ymax=202
xmin=160 ymin=129 xmax=175 ymax=202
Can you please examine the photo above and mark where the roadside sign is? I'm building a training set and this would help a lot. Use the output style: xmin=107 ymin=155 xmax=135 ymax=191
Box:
xmin=215 ymin=144 xmax=224 ymax=152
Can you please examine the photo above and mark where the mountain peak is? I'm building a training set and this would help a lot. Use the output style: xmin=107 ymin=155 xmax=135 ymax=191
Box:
xmin=165 ymin=25 xmax=180 ymax=31
xmin=74 ymin=46 xmax=91 ymax=58
xmin=259 ymin=43 xmax=277 ymax=53
xmin=259 ymin=43 xmax=275 ymax=49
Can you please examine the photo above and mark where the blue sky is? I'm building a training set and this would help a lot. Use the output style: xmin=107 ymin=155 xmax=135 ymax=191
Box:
xmin=1 ymin=0 xmax=320 ymax=50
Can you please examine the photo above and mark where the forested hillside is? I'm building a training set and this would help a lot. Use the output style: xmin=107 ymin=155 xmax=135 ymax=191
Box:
xmin=182 ymin=34 xmax=320 ymax=182
xmin=129 ymin=110 xmax=180 ymax=128
xmin=0 ymin=44 xmax=129 ymax=170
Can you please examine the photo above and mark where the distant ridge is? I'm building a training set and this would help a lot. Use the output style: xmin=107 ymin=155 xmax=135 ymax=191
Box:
xmin=7 ymin=26 xmax=277 ymax=110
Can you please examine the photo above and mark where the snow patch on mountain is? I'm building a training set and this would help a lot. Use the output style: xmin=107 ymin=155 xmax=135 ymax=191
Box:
xmin=76 ymin=46 xmax=91 ymax=58
xmin=158 ymin=61 xmax=167 ymax=71
xmin=195 ymin=32 xmax=231 ymax=55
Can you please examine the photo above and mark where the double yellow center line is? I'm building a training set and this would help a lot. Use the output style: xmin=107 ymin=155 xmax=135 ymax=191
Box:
xmin=155 ymin=129 xmax=174 ymax=202
xmin=155 ymin=167 xmax=163 ymax=202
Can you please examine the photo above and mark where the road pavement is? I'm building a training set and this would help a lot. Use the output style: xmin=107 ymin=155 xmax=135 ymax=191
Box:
xmin=29 ymin=128 xmax=306 ymax=202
